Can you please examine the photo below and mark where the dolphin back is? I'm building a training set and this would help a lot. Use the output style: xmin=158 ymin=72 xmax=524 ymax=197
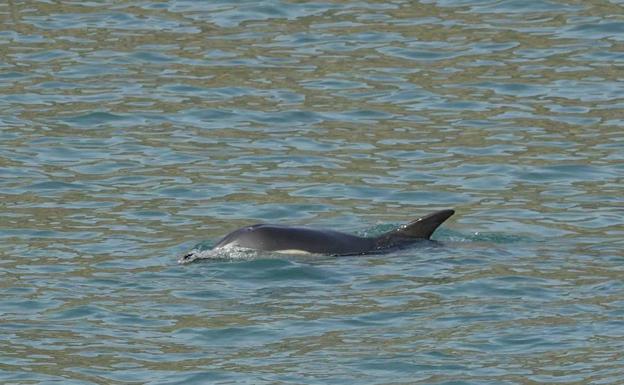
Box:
xmin=374 ymin=209 xmax=455 ymax=249
xmin=208 ymin=209 xmax=455 ymax=257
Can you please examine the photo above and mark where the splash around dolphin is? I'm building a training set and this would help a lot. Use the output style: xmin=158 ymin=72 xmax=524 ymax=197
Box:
xmin=179 ymin=209 xmax=454 ymax=263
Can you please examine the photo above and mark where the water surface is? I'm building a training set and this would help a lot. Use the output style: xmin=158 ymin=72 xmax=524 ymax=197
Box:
xmin=1 ymin=0 xmax=623 ymax=384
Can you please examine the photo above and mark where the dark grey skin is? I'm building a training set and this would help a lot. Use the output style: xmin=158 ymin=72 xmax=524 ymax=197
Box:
xmin=206 ymin=209 xmax=455 ymax=256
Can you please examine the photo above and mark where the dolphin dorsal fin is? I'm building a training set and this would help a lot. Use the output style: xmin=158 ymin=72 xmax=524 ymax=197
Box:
xmin=395 ymin=209 xmax=455 ymax=239
xmin=374 ymin=209 xmax=455 ymax=249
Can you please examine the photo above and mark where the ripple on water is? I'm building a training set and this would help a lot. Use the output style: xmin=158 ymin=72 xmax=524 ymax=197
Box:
xmin=2 ymin=0 xmax=624 ymax=384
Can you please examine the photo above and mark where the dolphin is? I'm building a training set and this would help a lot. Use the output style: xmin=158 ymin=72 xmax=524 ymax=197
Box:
xmin=183 ymin=209 xmax=454 ymax=260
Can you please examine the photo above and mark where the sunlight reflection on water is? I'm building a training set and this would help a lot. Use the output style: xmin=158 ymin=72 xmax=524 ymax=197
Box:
xmin=1 ymin=0 xmax=623 ymax=384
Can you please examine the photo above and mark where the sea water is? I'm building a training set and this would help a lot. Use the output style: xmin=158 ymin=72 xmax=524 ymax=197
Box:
xmin=1 ymin=1 xmax=623 ymax=384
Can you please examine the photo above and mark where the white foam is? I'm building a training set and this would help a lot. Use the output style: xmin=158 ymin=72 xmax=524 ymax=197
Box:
xmin=177 ymin=245 xmax=259 ymax=264
xmin=177 ymin=244 xmax=318 ymax=264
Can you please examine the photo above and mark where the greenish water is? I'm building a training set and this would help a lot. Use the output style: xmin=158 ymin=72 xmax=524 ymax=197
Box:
xmin=1 ymin=0 xmax=623 ymax=384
